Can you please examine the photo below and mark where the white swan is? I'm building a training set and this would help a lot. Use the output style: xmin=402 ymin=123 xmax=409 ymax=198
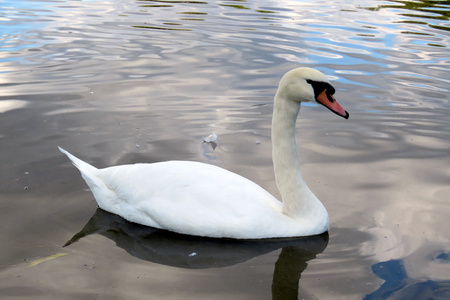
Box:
xmin=59 ymin=67 xmax=349 ymax=239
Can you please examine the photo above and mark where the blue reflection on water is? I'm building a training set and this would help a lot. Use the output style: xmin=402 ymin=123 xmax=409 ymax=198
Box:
xmin=364 ymin=259 xmax=450 ymax=300
xmin=335 ymin=76 xmax=378 ymax=88
xmin=0 ymin=1 xmax=48 ymax=55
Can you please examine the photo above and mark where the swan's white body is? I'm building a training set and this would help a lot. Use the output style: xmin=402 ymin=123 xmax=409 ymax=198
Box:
xmin=60 ymin=67 xmax=348 ymax=239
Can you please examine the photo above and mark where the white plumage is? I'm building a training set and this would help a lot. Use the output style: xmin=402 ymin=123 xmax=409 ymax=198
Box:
xmin=60 ymin=67 xmax=349 ymax=239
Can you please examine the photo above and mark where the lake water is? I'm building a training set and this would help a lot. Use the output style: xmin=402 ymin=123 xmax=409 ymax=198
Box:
xmin=1 ymin=0 xmax=449 ymax=299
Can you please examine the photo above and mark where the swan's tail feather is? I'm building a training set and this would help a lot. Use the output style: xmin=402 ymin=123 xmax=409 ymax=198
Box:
xmin=58 ymin=146 xmax=99 ymax=176
xmin=59 ymin=147 xmax=115 ymax=211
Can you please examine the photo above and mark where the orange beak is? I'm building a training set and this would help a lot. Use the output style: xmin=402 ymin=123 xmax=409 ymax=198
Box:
xmin=316 ymin=90 xmax=349 ymax=119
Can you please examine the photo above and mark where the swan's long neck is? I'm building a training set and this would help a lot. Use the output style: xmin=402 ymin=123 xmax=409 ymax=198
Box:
xmin=271 ymin=93 xmax=323 ymax=219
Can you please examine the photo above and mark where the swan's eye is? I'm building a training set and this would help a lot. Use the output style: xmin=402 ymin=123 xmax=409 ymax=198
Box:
xmin=306 ymin=79 xmax=335 ymax=101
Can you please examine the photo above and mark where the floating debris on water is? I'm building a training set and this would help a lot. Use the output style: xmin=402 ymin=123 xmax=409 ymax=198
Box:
xmin=202 ymin=133 xmax=217 ymax=143
xmin=27 ymin=253 xmax=69 ymax=267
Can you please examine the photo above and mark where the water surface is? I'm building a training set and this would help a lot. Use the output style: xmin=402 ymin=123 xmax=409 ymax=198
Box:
xmin=0 ymin=0 xmax=449 ymax=299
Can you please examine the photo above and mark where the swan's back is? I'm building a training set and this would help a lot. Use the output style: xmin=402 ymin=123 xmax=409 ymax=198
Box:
xmin=99 ymin=161 xmax=294 ymax=238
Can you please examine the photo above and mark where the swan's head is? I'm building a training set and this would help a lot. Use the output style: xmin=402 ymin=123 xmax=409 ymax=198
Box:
xmin=277 ymin=67 xmax=349 ymax=119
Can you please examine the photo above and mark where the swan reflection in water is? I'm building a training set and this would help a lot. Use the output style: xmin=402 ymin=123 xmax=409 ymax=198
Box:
xmin=65 ymin=208 xmax=328 ymax=299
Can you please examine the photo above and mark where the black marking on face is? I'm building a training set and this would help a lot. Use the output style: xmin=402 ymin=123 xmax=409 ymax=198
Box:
xmin=306 ymin=79 xmax=336 ymax=102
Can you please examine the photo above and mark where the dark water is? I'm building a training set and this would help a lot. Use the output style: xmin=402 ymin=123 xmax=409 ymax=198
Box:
xmin=1 ymin=0 xmax=449 ymax=299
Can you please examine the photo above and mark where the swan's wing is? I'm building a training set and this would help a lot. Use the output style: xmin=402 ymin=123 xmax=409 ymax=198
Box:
xmin=94 ymin=161 xmax=286 ymax=238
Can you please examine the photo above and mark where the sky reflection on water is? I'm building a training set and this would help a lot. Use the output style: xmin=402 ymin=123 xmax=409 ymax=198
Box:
xmin=0 ymin=0 xmax=449 ymax=299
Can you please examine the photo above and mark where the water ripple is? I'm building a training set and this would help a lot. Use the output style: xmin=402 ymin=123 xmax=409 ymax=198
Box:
xmin=1 ymin=1 xmax=450 ymax=299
